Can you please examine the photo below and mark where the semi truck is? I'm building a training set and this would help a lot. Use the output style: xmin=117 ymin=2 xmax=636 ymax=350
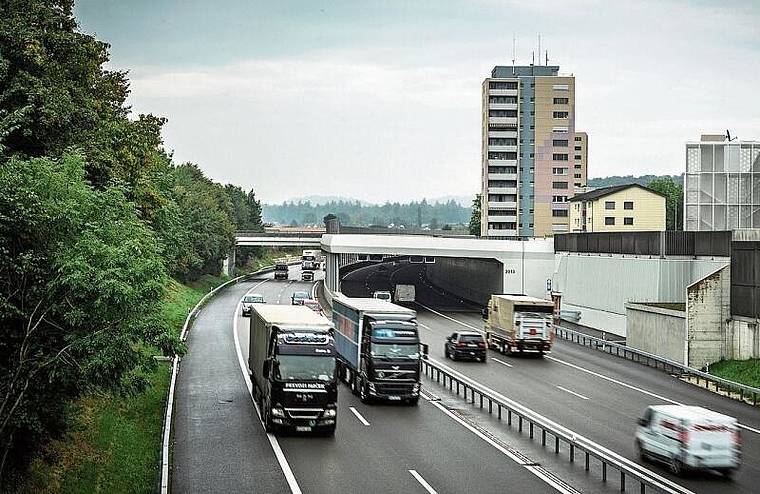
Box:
xmin=393 ymin=284 xmax=415 ymax=304
xmin=483 ymin=294 xmax=554 ymax=356
xmin=301 ymin=249 xmax=320 ymax=270
xmin=249 ymin=305 xmax=338 ymax=435
xmin=332 ymin=296 xmax=423 ymax=405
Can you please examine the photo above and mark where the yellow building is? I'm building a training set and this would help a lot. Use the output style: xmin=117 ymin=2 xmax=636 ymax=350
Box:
xmin=569 ymin=184 xmax=666 ymax=232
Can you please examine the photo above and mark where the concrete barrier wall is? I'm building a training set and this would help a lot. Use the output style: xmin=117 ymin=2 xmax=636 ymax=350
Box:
xmin=687 ymin=266 xmax=730 ymax=367
xmin=731 ymin=320 xmax=760 ymax=359
xmin=426 ymin=257 xmax=502 ymax=306
xmin=626 ymin=303 xmax=687 ymax=364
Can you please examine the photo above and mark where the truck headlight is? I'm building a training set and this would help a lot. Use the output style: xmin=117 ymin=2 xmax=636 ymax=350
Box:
xmin=322 ymin=409 xmax=337 ymax=418
xmin=271 ymin=407 xmax=286 ymax=418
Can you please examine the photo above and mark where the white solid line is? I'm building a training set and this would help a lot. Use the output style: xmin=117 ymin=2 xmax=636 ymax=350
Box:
xmin=492 ymin=357 xmax=513 ymax=368
xmin=350 ymin=406 xmax=370 ymax=426
xmin=546 ymin=355 xmax=760 ymax=435
xmin=409 ymin=470 xmax=438 ymax=494
xmin=233 ymin=280 xmax=303 ymax=494
xmin=556 ymin=385 xmax=589 ymax=400
xmin=418 ymin=322 xmax=433 ymax=331
xmin=418 ymin=303 xmax=482 ymax=332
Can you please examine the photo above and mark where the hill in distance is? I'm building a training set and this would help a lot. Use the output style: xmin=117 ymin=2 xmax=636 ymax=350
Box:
xmin=271 ymin=194 xmax=473 ymax=207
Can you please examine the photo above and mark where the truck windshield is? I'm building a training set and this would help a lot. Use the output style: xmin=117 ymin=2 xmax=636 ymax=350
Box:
xmin=370 ymin=343 xmax=419 ymax=360
xmin=276 ymin=355 xmax=335 ymax=382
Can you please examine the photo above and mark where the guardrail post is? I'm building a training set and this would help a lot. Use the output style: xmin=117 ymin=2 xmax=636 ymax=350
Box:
xmin=585 ymin=452 xmax=589 ymax=470
xmin=602 ymin=462 xmax=607 ymax=481
xmin=620 ymin=471 xmax=625 ymax=492
xmin=519 ymin=416 xmax=523 ymax=432
xmin=529 ymin=422 xmax=534 ymax=439
xmin=542 ymin=430 xmax=546 ymax=446
xmin=570 ymin=444 xmax=574 ymax=462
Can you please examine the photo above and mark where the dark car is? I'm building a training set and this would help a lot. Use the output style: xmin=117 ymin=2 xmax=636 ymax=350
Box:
xmin=444 ymin=331 xmax=487 ymax=362
xmin=241 ymin=293 xmax=265 ymax=316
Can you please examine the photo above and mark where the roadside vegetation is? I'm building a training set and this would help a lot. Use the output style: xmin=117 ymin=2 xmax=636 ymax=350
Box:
xmin=708 ymin=359 xmax=760 ymax=389
xmin=0 ymin=3 xmax=272 ymax=491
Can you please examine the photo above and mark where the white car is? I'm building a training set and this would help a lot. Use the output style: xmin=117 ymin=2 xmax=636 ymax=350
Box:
xmin=636 ymin=405 xmax=740 ymax=478
xmin=241 ymin=293 xmax=265 ymax=316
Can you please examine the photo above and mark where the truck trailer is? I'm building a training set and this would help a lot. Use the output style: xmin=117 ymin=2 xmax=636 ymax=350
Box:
xmin=332 ymin=296 xmax=422 ymax=405
xmin=484 ymin=294 xmax=554 ymax=356
xmin=249 ymin=305 xmax=338 ymax=435
xmin=393 ymin=284 xmax=415 ymax=304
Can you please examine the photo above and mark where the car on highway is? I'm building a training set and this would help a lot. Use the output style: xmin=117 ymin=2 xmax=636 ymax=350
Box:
xmin=241 ymin=293 xmax=265 ymax=317
xmin=301 ymin=270 xmax=314 ymax=282
xmin=636 ymin=405 xmax=740 ymax=478
xmin=444 ymin=331 xmax=487 ymax=362
xmin=291 ymin=291 xmax=311 ymax=305
xmin=372 ymin=290 xmax=392 ymax=301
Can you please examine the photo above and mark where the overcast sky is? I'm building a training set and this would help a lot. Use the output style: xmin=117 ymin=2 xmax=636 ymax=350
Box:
xmin=74 ymin=0 xmax=760 ymax=205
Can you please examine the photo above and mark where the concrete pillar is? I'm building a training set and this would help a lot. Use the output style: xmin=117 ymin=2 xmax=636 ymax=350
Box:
xmin=227 ymin=247 xmax=236 ymax=276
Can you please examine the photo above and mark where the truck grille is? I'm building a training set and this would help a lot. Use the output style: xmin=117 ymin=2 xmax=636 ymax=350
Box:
xmin=285 ymin=408 xmax=323 ymax=420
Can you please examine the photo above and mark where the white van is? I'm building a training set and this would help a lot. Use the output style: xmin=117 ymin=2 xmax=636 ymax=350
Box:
xmin=636 ymin=405 xmax=740 ymax=478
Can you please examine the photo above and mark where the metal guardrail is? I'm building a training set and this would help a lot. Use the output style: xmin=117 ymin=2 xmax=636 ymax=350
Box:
xmin=421 ymin=359 xmax=690 ymax=494
xmin=554 ymin=325 xmax=760 ymax=407
xmin=159 ymin=266 xmax=277 ymax=494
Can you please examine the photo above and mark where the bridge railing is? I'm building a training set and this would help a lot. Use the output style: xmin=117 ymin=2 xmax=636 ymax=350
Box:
xmin=554 ymin=325 xmax=760 ymax=407
xmin=421 ymin=358 xmax=688 ymax=494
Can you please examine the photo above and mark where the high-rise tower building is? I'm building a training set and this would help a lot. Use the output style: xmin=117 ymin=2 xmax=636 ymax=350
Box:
xmin=481 ymin=64 xmax=587 ymax=237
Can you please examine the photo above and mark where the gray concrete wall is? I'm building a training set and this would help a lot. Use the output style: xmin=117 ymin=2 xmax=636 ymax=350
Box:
xmin=731 ymin=320 xmax=760 ymax=359
xmin=626 ymin=303 xmax=687 ymax=364
xmin=426 ymin=257 xmax=502 ymax=306
xmin=553 ymin=253 xmax=729 ymax=337
xmin=686 ymin=266 xmax=730 ymax=368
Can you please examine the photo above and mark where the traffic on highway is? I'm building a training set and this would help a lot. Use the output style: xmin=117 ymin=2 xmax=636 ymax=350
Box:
xmin=170 ymin=260 xmax=759 ymax=494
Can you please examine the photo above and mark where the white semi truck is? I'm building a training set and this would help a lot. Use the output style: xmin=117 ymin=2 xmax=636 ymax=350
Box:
xmin=483 ymin=294 xmax=554 ymax=356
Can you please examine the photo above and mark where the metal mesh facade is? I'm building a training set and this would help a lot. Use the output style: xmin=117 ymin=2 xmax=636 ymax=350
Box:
xmin=685 ymin=141 xmax=760 ymax=231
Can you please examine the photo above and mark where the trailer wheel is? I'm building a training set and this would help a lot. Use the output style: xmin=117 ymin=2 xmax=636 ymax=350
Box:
xmin=359 ymin=377 xmax=371 ymax=404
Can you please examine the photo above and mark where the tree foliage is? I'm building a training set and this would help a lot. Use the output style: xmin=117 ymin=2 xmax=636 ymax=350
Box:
xmin=469 ymin=194 xmax=481 ymax=236
xmin=647 ymin=176 xmax=684 ymax=231
xmin=0 ymin=2 xmax=264 ymax=488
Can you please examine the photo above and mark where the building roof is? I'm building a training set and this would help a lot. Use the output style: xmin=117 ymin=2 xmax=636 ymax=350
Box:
xmin=569 ymin=184 xmax=666 ymax=202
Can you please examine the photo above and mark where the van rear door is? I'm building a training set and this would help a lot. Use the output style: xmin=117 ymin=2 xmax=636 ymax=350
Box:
xmin=685 ymin=419 xmax=740 ymax=468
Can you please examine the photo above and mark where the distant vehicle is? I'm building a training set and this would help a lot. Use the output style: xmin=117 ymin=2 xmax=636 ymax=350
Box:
xmin=484 ymin=294 xmax=554 ymax=356
xmin=372 ymin=290 xmax=392 ymax=301
xmin=301 ymin=249 xmax=320 ymax=270
xmin=393 ymin=284 xmax=415 ymax=303
xmin=636 ymin=405 xmax=740 ymax=478
xmin=444 ymin=331 xmax=487 ymax=362
xmin=248 ymin=305 xmax=337 ymax=435
xmin=241 ymin=293 xmax=265 ymax=317
xmin=274 ymin=263 xmax=289 ymax=280
xmin=301 ymin=270 xmax=314 ymax=282
xmin=291 ymin=291 xmax=311 ymax=305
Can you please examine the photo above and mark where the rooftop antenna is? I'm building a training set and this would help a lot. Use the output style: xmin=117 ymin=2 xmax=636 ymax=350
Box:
xmin=545 ymin=50 xmax=549 ymax=66
xmin=531 ymin=51 xmax=535 ymax=66
xmin=512 ymin=37 xmax=516 ymax=75
xmin=726 ymin=129 xmax=737 ymax=141
xmin=538 ymin=34 xmax=541 ymax=66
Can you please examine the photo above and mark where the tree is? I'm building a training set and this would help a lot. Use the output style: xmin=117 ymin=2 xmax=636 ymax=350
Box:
xmin=0 ymin=154 xmax=182 ymax=487
xmin=469 ymin=194 xmax=481 ymax=236
xmin=647 ymin=177 xmax=683 ymax=230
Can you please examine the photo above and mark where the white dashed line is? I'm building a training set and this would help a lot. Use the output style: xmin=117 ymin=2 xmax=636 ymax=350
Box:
xmin=350 ymin=406 xmax=371 ymax=426
xmin=556 ymin=385 xmax=589 ymax=400
xmin=492 ymin=357 xmax=514 ymax=368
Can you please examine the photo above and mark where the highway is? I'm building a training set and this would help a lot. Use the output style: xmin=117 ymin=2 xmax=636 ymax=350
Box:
xmin=171 ymin=263 xmax=759 ymax=493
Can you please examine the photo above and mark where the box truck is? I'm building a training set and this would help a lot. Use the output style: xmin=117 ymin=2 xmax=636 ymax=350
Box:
xmin=484 ymin=294 xmax=554 ymax=355
xmin=249 ymin=305 xmax=338 ymax=435
xmin=332 ymin=296 xmax=423 ymax=405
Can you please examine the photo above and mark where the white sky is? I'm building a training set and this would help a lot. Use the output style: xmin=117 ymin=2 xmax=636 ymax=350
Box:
xmin=74 ymin=0 xmax=760 ymax=205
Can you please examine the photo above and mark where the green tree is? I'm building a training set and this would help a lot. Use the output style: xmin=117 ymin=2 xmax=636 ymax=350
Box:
xmin=469 ymin=194 xmax=481 ymax=236
xmin=647 ymin=177 xmax=683 ymax=230
xmin=0 ymin=154 xmax=182 ymax=487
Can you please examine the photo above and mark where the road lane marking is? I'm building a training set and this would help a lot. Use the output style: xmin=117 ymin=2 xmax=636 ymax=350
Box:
xmin=556 ymin=385 xmax=589 ymax=400
xmin=350 ymin=406 xmax=370 ymax=426
xmin=233 ymin=282 xmax=303 ymax=494
xmin=424 ymin=394 xmax=577 ymax=493
xmin=418 ymin=322 xmax=434 ymax=331
xmin=417 ymin=303 xmax=482 ymax=332
xmin=409 ymin=470 xmax=438 ymax=494
xmin=546 ymin=355 xmax=760 ymax=435
xmin=492 ymin=357 xmax=513 ymax=368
